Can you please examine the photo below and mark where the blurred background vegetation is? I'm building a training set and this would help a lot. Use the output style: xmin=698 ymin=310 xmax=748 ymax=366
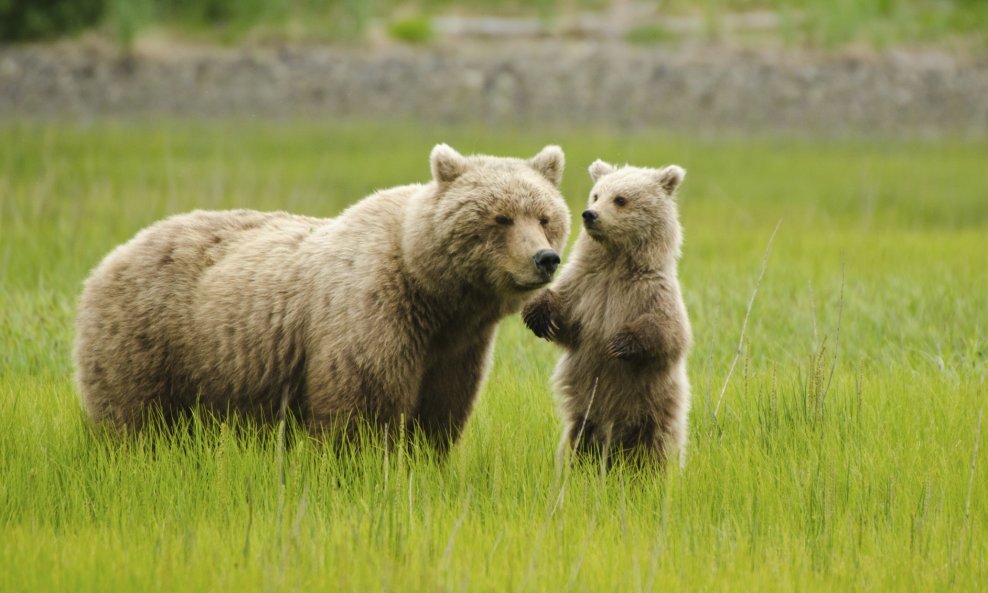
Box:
xmin=1 ymin=0 xmax=987 ymax=47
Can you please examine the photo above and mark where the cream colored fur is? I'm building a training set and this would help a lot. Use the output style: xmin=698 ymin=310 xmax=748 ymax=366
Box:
xmin=523 ymin=160 xmax=692 ymax=467
xmin=74 ymin=144 xmax=570 ymax=451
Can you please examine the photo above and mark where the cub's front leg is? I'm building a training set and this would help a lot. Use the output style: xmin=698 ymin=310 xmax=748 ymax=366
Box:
xmin=607 ymin=314 xmax=689 ymax=363
xmin=522 ymin=289 xmax=580 ymax=348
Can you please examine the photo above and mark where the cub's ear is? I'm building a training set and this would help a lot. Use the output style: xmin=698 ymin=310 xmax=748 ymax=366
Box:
xmin=588 ymin=160 xmax=616 ymax=183
xmin=529 ymin=145 xmax=565 ymax=187
xmin=655 ymin=165 xmax=686 ymax=195
xmin=430 ymin=143 xmax=467 ymax=184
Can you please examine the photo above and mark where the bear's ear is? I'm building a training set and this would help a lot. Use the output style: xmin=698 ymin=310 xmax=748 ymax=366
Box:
xmin=430 ymin=143 xmax=467 ymax=184
xmin=528 ymin=145 xmax=565 ymax=187
xmin=588 ymin=160 xmax=616 ymax=183
xmin=655 ymin=165 xmax=686 ymax=195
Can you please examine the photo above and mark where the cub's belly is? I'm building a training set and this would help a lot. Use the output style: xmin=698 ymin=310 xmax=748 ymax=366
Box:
xmin=553 ymin=348 xmax=655 ymax=396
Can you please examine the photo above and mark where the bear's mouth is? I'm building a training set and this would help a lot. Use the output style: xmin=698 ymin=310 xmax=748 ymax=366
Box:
xmin=512 ymin=277 xmax=552 ymax=291
xmin=585 ymin=225 xmax=606 ymax=241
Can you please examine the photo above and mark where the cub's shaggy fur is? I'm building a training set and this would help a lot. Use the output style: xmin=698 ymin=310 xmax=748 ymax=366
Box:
xmin=523 ymin=160 xmax=692 ymax=467
xmin=75 ymin=144 xmax=570 ymax=450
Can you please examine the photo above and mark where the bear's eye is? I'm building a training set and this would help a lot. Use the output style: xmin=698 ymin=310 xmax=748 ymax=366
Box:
xmin=495 ymin=215 xmax=514 ymax=226
xmin=592 ymin=193 xmax=598 ymax=203
xmin=539 ymin=216 xmax=549 ymax=226
xmin=614 ymin=196 xmax=627 ymax=207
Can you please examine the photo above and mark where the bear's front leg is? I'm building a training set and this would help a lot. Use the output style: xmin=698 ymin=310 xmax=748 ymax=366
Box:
xmin=522 ymin=289 xmax=579 ymax=347
xmin=521 ymin=289 xmax=558 ymax=339
xmin=607 ymin=324 xmax=652 ymax=361
xmin=412 ymin=332 xmax=496 ymax=455
xmin=608 ymin=314 xmax=688 ymax=363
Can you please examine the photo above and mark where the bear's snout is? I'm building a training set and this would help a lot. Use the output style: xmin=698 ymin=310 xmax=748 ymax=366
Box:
xmin=582 ymin=210 xmax=599 ymax=225
xmin=533 ymin=249 xmax=561 ymax=278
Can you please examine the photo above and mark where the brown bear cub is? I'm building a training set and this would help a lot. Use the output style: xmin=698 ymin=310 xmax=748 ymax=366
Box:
xmin=523 ymin=160 xmax=692 ymax=468
xmin=75 ymin=144 xmax=570 ymax=452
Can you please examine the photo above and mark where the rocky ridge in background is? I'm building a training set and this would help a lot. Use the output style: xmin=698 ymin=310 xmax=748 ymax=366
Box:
xmin=2 ymin=38 xmax=987 ymax=136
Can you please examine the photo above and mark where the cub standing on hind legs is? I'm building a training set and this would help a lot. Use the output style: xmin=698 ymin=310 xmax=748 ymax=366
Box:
xmin=523 ymin=159 xmax=692 ymax=468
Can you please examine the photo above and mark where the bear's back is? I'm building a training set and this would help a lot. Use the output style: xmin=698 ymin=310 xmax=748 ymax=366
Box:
xmin=75 ymin=209 xmax=327 ymax=423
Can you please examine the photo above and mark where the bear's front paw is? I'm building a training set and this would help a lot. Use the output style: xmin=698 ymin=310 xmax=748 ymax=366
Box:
xmin=522 ymin=294 xmax=558 ymax=340
xmin=608 ymin=330 xmax=644 ymax=360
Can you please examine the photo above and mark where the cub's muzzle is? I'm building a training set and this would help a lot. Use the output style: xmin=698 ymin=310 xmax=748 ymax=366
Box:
xmin=582 ymin=210 xmax=599 ymax=228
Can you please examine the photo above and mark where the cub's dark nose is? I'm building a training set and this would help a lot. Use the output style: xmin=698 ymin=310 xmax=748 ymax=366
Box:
xmin=582 ymin=210 xmax=598 ymax=224
xmin=533 ymin=249 xmax=561 ymax=277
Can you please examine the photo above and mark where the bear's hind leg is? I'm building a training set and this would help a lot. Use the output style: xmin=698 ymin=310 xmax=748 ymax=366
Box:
xmin=77 ymin=354 xmax=178 ymax=432
xmin=617 ymin=416 xmax=667 ymax=469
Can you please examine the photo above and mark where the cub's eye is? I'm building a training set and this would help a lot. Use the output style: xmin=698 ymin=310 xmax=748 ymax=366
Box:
xmin=592 ymin=193 xmax=599 ymax=203
xmin=495 ymin=215 xmax=514 ymax=226
xmin=614 ymin=196 xmax=627 ymax=207
xmin=539 ymin=216 xmax=550 ymax=226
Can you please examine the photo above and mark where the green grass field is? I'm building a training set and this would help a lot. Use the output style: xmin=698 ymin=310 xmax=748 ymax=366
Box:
xmin=1 ymin=120 xmax=985 ymax=591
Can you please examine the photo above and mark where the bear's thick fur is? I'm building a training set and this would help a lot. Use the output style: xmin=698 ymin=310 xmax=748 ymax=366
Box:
xmin=75 ymin=144 xmax=570 ymax=450
xmin=523 ymin=160 xmax=691 ymax=467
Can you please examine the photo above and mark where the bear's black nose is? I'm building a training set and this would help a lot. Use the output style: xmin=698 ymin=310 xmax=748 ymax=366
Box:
xmin=533 ymin=249 xmax=561 ymax=277
xmin=582 ymin=210 xmax=598 ymax=223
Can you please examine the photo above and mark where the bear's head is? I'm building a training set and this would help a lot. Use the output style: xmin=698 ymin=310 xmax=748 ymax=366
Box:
xmin=405 ymin=144 xmax=571 ymax=302
xmin=581 ymin=160 xmax=686 ymax=259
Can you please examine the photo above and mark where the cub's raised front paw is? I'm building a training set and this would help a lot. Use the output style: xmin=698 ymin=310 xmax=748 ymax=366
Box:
xmin=607 ymin=330 xmax=644 ymax=360
xmin=522 ymin=293 xmax=558 ymax=340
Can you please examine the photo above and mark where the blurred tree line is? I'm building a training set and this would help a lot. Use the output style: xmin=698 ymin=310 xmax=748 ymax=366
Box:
xmin=1 ymin=0 xmax=986 ymax=46
xmin=0 ymin=0 xmax=565 ymax=43
xmin=0 ymin=0 xmax=104 ymax=40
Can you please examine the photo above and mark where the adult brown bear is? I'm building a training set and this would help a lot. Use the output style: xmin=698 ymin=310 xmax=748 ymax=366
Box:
xmin=75 ymin=144 xmax=570 ymax=451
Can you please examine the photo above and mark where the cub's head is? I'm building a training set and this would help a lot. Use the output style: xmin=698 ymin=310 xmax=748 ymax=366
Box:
xmin=581 ymin=160 xmax=686 ymax=257
xmin=411 ymin=143 xmax=570 ymax=298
